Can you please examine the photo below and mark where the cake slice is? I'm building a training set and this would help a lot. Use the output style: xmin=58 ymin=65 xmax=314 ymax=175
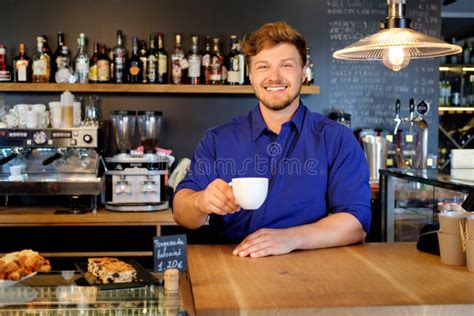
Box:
xmin=87 ymin=257 xmax=137 ymax=284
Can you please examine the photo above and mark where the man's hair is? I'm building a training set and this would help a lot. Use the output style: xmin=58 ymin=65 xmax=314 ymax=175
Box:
xmin=241 ymin=21 xmax=307 ymax=67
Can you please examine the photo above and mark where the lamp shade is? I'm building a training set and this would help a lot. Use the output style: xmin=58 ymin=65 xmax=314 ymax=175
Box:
xmin=332 ymin=28 xmax=462 ymax=60
xmin=332 ymin=0 xmax=462 ymax=71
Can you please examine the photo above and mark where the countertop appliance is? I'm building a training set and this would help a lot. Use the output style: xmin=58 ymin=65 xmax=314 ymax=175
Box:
xmin=105 ymin=110 xmax=170 ymax=212
xmin=0 ymin=126 xmax=103 ymax=212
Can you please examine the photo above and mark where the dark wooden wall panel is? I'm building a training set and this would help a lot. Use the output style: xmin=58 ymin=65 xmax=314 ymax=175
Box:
xmin=0 ymin=0 xmax=441 ymax=159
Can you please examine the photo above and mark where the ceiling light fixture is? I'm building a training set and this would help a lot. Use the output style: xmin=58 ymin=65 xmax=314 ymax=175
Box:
xmin=332 ymin=0 xmax=462 ymax=72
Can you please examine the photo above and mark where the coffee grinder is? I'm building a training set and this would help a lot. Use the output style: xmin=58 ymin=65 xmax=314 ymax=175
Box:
xmin=104 ymin=110 xmax=170 ymax=211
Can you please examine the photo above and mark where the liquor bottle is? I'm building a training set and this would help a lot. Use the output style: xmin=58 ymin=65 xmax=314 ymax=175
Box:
xmin=171 ymin=34 xmax=188 ymax=84
xmin=108 ymin=47 xmax=115 ymax=81
xmin=450 ymin=38 xmax=460 ymax=65
xmin=462 ymin=40 xmax=472 ymax=65
xmin=74 ymin=33 xmax=90 ymax=83
xmin=41 ymin=35 xmax=53 ymax=59
xmin=188 ymin=35 xmax=201 ymax=84
xmin=113 ymin=30 xmax=128 ymax=83
xmin=127 ymin=36 xmax=143 ymax=83
xmin=40 ymin=35 xmax=53 ymax=82
xmin=304 ymin=46 xmax=314 ymax=85
xmin=139 ymin=40 xmax=148 ymax=83
xmin=52 ymin=32 xmax=65 ymax=83
xmin=226 ymin=35 xmax=245 ymax=85
xmin=13 ymin=43 xmax=32 ymax=82
xmin=157 ymin=33 xmax=169 ymax=84
xmin=210 ymin=37 xmax=223 ymax=85
xmin=89 ymin=42 xmax=99 ymax=83
xmin=201 ymin=36 xmax=212 ymax=84
xmin=32 ymin=37 xmax=51 ymax=83
xmin=97 ymin=43 xmax=110 ymax=83
xmin=55 ymin=46 xmax=75 ymax=83
xmin=147 ymin=33 xmax=158 ymax=84
xmin=0 ymin=45 xmax=11 ymax=82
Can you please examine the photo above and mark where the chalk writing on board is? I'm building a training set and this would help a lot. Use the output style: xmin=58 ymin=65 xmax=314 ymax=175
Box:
xmin=153 ymin=234 xmax=187 ymax=272
xmin=326 ymin=0 xmax=439 ymax=130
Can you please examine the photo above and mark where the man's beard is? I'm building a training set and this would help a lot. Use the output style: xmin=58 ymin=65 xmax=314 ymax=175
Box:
xmin=254 ymin=81 xmax=301 ymax=112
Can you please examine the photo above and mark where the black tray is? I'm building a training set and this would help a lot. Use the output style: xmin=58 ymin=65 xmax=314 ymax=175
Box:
xmin=74 ymin=259 xmax=159 ymax=290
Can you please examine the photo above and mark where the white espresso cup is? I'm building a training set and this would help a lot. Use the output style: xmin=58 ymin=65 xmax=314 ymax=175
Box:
xmin=230 ymin=177 xmax=268 ymax=210
xmin=4 ymin=113 xmax=18 ymax=128
xmin=26 ymin=110 xmax=39 ymax=129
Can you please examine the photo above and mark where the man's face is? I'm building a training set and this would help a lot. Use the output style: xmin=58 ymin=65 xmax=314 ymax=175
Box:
xmin=249 ymin=43 xmax=305 ymax=111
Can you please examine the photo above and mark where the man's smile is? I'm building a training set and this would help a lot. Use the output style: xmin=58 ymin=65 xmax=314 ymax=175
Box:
xmin=263 ymin=85 xmax=289 ymax=93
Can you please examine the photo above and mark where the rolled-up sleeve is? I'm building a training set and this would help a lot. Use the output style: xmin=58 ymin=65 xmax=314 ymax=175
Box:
xmin=326 ymin=127 xmax=372 ymax=234
xmin=175 ymin=129 xmax=218 ymax=194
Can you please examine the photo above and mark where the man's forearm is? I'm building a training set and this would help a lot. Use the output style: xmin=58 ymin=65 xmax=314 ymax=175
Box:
xmin=172 ymin=189 xmax=208 ymax=229
xmin=290 ymin=212 xmax=366 ymax=250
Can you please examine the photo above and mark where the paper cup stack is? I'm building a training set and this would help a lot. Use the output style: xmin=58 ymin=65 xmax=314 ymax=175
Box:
xmin=466 ymin=215 xmax=474 ymax=272
xmin=438 ymin=211 xmax=468 ymax=266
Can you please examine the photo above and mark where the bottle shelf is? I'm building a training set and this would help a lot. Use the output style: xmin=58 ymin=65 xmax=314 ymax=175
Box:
xmin=439 ymin=65 xmax=474 ymax=72
xmin=439 ymin=106 xmax=474 ymax=113
xmin=0 ymin=83 xmax=320 ymax=95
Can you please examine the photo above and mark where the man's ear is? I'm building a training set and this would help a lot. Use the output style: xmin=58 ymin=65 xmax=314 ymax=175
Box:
xmin=248 ymin=71 xmax=252 ymax=84
xmin=302 ymin=65 xmax=307 ymax=83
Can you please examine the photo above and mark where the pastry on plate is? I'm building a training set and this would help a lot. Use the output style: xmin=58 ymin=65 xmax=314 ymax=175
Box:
xmin=0 ymin=249 xmax=51 ymax=281
xmin=87 ymin=257 xmax=137 ymax=284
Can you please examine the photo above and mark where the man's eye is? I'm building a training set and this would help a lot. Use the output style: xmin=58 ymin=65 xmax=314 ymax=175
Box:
xmin=283 ymin=64 xmax=293 ymax=68
xmin=257 ymin=65 xmax=268 ymax=70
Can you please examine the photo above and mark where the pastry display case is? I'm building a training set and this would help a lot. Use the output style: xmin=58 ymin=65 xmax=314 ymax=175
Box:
xmin=380 ymin=168 xmax=474 ymax=242
xmin=0 ymin=271 xmax=193 ymax=315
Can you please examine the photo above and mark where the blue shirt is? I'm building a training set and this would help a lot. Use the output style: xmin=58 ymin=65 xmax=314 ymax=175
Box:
xmin=175 ymin=102 xmax=371 ymax=242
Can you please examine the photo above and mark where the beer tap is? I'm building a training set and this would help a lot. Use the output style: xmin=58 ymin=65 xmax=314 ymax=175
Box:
xmin=392 ymin=98 xmax=431 ymax=169
xmin=393 ymin=99 xmax=402 ymax=135
xmin=408 ymin=98 xmax=415 ymax=136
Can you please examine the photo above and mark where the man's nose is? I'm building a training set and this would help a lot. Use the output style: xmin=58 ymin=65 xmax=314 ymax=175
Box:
xmin=267 ymin=66 xmax=282 ymax=81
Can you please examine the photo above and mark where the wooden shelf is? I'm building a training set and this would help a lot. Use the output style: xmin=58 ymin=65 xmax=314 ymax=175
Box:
xmin=439 ymin=106 xmax=474 ymax=113
xmin=0 ymin=83 xmax=320 ymax=94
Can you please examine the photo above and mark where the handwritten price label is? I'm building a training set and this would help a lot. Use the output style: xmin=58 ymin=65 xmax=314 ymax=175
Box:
xmin=153 ymin=234 xmax=187 ymax=272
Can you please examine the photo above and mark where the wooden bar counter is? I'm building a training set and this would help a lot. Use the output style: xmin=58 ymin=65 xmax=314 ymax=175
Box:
xmin=187 ymin=243 xmax=474 ymax=315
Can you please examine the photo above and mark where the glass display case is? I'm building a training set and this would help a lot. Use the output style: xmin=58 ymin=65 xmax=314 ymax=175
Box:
xmin=0 ymin=272 xmax=193 ymax=315
xmin=380 ymin=168 xmax=474 ymax=242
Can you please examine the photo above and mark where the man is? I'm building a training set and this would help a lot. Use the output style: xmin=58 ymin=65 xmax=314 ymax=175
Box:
xmin=173 ymin=21 xmax=371 ymax=258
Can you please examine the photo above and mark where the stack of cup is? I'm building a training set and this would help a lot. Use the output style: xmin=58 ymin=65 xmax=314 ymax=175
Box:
xmin=49 ymin=101 xmax=62 ymax=128
xmin=30 ymin=104 xmax=48 ymax=128
xmin=466 ymin=215 xmax=474 ymax=272
xmin=438 ymin=211 xmax=468 ymax=265
xmin=14 ymin=103 xmax=30 ymax=128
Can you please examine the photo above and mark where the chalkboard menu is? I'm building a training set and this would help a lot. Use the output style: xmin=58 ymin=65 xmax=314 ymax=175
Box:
xmin=325 ymin=0 xmax=440 ymax=152
xmin=153 ymin=235 xmax=188 ymax=272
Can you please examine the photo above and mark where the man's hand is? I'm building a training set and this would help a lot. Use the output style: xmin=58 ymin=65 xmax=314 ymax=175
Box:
xmin=232 ymin=228 xmax=297 ymax=258
xmin=196 ymin=179 xmax=241 ymax=216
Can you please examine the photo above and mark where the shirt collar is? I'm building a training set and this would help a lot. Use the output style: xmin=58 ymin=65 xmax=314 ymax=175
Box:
xmin=250 ymin=101 xmax=306 ymax=142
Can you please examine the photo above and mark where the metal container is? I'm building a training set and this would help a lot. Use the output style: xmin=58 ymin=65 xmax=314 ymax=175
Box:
xmin=363 ymin=135 xmax=389 ymax=182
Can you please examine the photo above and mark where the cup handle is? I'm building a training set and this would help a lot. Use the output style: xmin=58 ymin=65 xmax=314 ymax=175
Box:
xmin=460 ymin=221 xmax=467 ymax=252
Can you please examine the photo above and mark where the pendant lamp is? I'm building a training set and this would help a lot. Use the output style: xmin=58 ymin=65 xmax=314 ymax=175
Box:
xmin=332 ymin=0 xmax=462 ymax=72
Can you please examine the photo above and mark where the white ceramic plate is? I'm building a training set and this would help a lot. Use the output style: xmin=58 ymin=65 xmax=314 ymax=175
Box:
xmin=0 ymin=272 xmax=37 ymax=289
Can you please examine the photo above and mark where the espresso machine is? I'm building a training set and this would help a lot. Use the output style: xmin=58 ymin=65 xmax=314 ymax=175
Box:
xmin=104 ymin=110 xmax=171 ymax=211
xmin=0 ymin=127 xmax=103 ymax=212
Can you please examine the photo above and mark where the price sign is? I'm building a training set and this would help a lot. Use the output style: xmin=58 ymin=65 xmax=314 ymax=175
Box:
xmin=153 ymin=234 xmax=187 ymax=272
